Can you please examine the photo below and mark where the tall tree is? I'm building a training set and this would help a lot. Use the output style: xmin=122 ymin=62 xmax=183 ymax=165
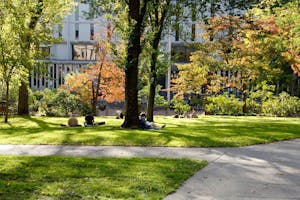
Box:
xmin=173 ymin=15 xmax=279 ymax=114
xmin=145 ymin=0 xmax=171 ymax=122
xmin=0 ymin=1 xmax=25 ymax=122
xmin=16 ymin=0 xmax=73 ymax=115
xmin=250 ymin=0 xmax=300 ymax=95
xmin=121 ymin=0 xmax=151 ymax=128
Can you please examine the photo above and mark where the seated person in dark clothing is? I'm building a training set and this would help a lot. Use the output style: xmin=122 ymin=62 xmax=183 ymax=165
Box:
xmin=139 ymin=112 xmax=165 ymax=130
xmin=84 ymin=114 xmax=105 ymax=127
xmin=85 ymin=114 xmax=94 ymax=126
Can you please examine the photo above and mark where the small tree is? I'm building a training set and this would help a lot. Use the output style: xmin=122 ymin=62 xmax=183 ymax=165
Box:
xmin=15 ymin=0 xmax=74 ymax=115
xmin=0 ymin=2 xmax=26 ymax=122
xmin=61 ymin=61 xmax=125 ymax=115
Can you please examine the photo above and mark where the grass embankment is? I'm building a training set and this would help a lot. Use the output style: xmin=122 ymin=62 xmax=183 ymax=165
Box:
xmin=0 ymin=116 xmax=299 ymax=147
xmin=0 ymin=156 xmax=206 ymax=199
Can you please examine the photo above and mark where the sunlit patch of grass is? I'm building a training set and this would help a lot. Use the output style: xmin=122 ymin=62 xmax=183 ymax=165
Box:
xmin=0 ymin=156 xmax=206 ymax=200
xmin=0 ymin=115 xmax=299 ymax=147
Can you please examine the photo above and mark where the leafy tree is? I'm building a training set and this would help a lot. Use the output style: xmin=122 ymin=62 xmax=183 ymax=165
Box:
xmin=15 ymin=0 xmax=74 ymax=115
xmin=173 ymin=13 xmax=283 ymax=113
xmin=249 ymin=0 xmax=300 ymax=95
xmin=0 ymin=1 xmax=27 ymax=122
xmin=119 ymin=0 xmax=151 ymax=128
xmin=141 ymin=0 xmax=208 ymax=121
xmin=61 ymin=62 xmax=125 ymax=114
xmin=144 ymin=0 xmax=171 ymax=122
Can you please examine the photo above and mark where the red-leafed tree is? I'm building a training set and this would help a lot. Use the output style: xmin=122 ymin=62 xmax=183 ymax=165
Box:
xmin=62 ymin=22 xmax=125 ymax=115
xmin=62 ymin=61 xmax=125 ymax=115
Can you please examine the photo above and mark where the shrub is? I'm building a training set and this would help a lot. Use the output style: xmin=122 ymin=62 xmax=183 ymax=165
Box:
xmin=205 ymin=93 xmax=243 ymax=115
xmin=262 ymin=92 xmax=300 ymax=117
xmin=172 ymin=99 xmax=191 ymax=115
xmin=247 ymin=82 xmax=275 ymax=115
xmin=31 ymin=89 xmax=89 ymax=116
xmin=245 ymin=98 xmax=261 ymax=115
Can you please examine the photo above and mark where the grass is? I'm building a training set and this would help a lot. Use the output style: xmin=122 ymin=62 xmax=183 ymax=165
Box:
xmin=0 ymin=115 xmax=299 ymax=147
xmin=0 ymin=156 xmax=207 ymax=200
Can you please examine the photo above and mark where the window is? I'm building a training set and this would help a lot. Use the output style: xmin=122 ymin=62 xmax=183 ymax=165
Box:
xmin=191 ymin=24 xmax=196 ymax=41
xmin=171 ymin=43 xmax=195 ymax=63
xmin=58 ymin=24 xmax=63 ymax=37
xmin=90 ymin=23 xmax=94 ymax=40
xmin=75 ymin=23 xmax=79 ymax=40
xmin=72 ymin=44 xmax=96 ymax=60
xmin=191 ymin=2 xmax=197 ymax=41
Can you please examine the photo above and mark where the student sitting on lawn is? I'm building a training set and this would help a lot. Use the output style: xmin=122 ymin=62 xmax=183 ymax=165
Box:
xmin=139 ymin=112 xmax=165 ymax=130
xmin=68 ymin=114 xmax=81 ymax=127
xmin=84 ymin=113 xmax=105 ymax=127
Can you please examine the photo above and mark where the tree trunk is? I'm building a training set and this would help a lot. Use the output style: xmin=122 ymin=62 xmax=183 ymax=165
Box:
xmin=92 ymin=100 xmax=97 ymax=116
xmin=122 ymin=63 xmax=139 ymax=128
xmin=242 ymin=83 xmax=247 ymax=114
xmin=122 ymin=0 xmax=149 ymax=128
xmin=147 ymin=73 xmax=156 ymax=122
xmin=4 ymin=81 xmax=9 ymax=123
xmin=146 ymin=1 xmax=170 ymax=122
xmin=18 ymin=82 xmax=29 ymax=115
xmin=17 ymin=0 xmax=44 ymax=116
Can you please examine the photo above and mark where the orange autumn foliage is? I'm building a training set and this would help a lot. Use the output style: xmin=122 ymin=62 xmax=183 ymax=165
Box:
xmin=62 ymin=61 xmax=125 ymax=105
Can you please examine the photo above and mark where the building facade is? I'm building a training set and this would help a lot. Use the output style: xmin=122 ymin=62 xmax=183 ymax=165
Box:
xmin=30 ymin=1 xmax=108 ymax=90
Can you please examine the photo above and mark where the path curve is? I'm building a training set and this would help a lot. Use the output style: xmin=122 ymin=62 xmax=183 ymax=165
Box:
xmin=0 ymin=139 xmax=299 ymax=200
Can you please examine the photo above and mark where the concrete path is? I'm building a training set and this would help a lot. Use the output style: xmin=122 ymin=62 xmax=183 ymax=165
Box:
xmin=165 ymin=139 xmax=300 ymax=200
xmin=0 ymin=139 xmax=299 ymax=200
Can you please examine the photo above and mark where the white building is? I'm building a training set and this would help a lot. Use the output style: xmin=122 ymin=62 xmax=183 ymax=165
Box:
xmin=30 ymin=1 xmax=108 ymax=90
xmin=30 ymin=1 xmax=202 ymax=91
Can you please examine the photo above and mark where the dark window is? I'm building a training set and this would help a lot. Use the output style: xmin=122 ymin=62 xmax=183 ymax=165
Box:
xmin=33 ymin=72 xmax=36 ymax=86
xmin=58 ymin=24 xmax=63 ymax=37
xmin=171 ymin=43 xmax=195 ymax=63
xmin=54 ymin=64 xmax=57 ymax=88
xmin=75 ymin=23 xmax=79 ymax=40
xmin=90 ymin=23 xmax=94 ymax=40
xmin=191 ymin=2 xmax=196 ymax=41
xmin=191 ymin=24 xmax=196 ymax=41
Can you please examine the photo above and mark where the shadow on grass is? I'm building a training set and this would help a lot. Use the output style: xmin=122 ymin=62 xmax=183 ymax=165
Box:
xmin=0 ymin=156 xmax=206 ymax=199
xmin=0 ymin=116 xmax=299 ymax=147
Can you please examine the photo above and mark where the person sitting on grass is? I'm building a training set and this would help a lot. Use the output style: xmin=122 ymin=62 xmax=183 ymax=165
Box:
xmin=84 ymin=113 xmax=105 ymax=127
xmin=67 ymin=114 xmax=81 ymax=127
xmin=139 ymin=112 xmax=166 ymax=130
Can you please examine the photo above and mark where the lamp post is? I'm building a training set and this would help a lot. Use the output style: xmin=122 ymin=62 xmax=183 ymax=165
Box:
xmin=166 ymin=27 xmax=172 ymax=115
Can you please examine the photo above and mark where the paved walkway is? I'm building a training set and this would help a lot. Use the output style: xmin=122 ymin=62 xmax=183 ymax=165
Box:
xmin=0 ymin=139 xmax=299 ymax=200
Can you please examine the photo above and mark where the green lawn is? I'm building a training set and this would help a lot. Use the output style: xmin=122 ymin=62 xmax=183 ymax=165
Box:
xmin=0 ymin=116 xmax=299 ymax=147
xmin=0 ymin=156 xmax=206 ymax=199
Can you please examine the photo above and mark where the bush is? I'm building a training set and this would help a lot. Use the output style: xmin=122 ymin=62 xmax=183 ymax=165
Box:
xmin=172 ymin=99 xmax=191 ymax=115
xmin=31 ymin=89 xmax=89 ymax=116
xmin=246 ymin=82 xmax=275 ymax=115
xmin=246 ymin=98 xmax=261 ymax=115
xmin=205 ymin=93 xmax=243 ymax=115
xmin=262 ymin=92 xmax=300 ymax=117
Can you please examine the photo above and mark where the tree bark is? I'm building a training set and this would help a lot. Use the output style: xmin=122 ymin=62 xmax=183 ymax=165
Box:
xmin=18 ymin=82 xmax=29 ymax=115
xmin=17 ymin=0 xmax=44 ymax=116
xmin=146 ymin=1 xmax=169 ymax=122
xmin=242 ymin=83 xmax=247 ymax=114
xmin=4 ymin=81 xmax=9 ymax=123
xmin=122 ymin=0 xmax=149 ymax=128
